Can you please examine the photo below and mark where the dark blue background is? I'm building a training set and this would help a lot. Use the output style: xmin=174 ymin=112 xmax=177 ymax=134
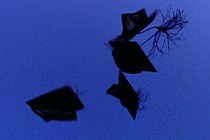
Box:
xmin=0 ymin=0 xmax=209 ymax=139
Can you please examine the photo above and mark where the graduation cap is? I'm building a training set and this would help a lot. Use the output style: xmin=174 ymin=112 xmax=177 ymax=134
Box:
xmin=109 ymin=41 xmax=157 ymax=74
xmin=117 ymin=9 xmax=157 ymax=41
xmin=26 ymin=86 xmax=84 ymax=122
xmin=107 ymin=72 xmax=139 ymax=120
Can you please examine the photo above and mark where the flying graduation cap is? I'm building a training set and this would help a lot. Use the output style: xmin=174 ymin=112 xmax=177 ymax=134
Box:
xmin=116 ymin=9 xmax=157 ymax=42
xmin=109 ymin=41 xmax=157 ymax=74
xmin=26 ymin=86 xmax=84 ymax=122
xmin=107 ymin=72 xmax=139 ymax=120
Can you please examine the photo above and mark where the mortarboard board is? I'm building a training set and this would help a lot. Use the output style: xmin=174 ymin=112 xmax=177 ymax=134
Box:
xmin=26 ymin=86 xmax=84 ymax=122
xmin=107 ymin=72 xmax=139 ymax=120
xmin=109 ymin=41 xmax=157 ymax=74
xmin=117 ymin=9 xmax=157 ymax=41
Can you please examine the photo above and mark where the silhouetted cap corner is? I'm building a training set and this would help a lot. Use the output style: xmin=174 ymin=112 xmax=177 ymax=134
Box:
xmin=150 ymin=10 xmax=158 ymax=20
xmin=131 ymin=111 xmax=137 ymax=120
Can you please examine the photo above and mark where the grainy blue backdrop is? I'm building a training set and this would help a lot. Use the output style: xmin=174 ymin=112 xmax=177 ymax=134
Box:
xmin=0 ymin=0 xmax=209 ymax=139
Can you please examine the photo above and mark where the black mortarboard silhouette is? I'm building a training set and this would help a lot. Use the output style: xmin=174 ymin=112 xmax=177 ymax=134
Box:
xmin=109 ymin=41 xmax=157 ymax=74
xmin=107 ymin=72 xmax=139 ymax=120
xmin=26 ymin=86 xmax=84 ymax=122
xmin=116 ymin=9 xmax=157 ymax=41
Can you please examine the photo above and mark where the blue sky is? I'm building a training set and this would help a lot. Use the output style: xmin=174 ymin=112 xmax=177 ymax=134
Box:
xmin=0 ymin=0 xmax=209 ymax=139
